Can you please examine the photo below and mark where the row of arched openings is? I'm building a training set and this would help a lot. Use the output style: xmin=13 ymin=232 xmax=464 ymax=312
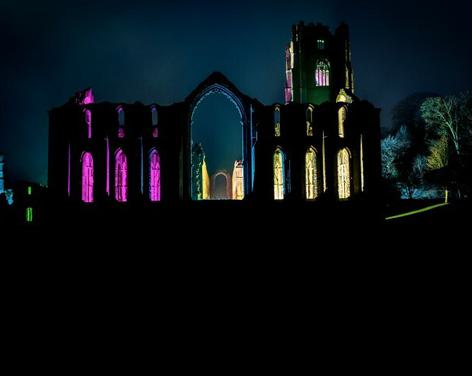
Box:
xmin=273 ymin=105 xmax=345 ymax=138
xmin=273 ymin=147 xmax=352 ymax=200
xmin=82 ymin=106 xmax=159 ymax=140
xmin=81 ymin=148 xmax=161 ymax=203
xmin=82 ymin=146 xmax=352 ymax=203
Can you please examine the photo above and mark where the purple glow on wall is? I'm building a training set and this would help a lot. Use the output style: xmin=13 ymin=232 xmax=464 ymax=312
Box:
xmin=149 ymin=149 xmax=161 ymax=202
xmin=85 ymin=109 xmax=92 ymax=139
xmin=81 ymin=152 xmax=94 ymax=203
xmin=152 ymin=127 xmax=158 ymax=138
xmin=74 ymin=88 xmax=95 ymax=105
xmin=115 ymin=149 xmax=128 ymax=202
xmin=106 ymin=137 xmax=110 ymax=195
xmin=118 ymin=128 xmax=125 ymax=138
xmin=82 ymin=89 xmax=94 ymax=104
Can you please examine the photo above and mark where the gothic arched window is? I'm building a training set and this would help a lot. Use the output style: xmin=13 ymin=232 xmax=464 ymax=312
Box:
xmin=117 ymin=106 xmax=125 ymax=138
xmin=81 ymin=152 xmax=94 ymax=203
xmin=338 ymin=106 xmax=347 ymax=138
xmin=151 ymin=105 xmax=158 ymax=138
xmin=305 ymin=147 xmax=318 ymax=200
xmin=84 ymin=109 xmax=92 ymax=139
xmin=115 ymin=148 xmax=128 ymax=202
xmin=149 ymin=148 xmax=161 ymax=202
xmin=315 ymin=59 xmax=330 ymax=87
xmin=274 ymin=147 xmax=285 ymax=200
xmin=274 ymin=106 xmax=281 ymax=137
xmin=337 ymin=148 xmax=351 ymax=199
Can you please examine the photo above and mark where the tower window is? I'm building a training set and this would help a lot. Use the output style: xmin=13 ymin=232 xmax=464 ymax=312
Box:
xmin=315 ymin=59 xmax=330 ymax=87
xmin=317 ymin=40 xmax=325 ymax=50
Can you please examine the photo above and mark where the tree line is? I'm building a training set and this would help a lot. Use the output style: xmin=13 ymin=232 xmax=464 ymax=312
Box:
xmin=381 ymin=92 xmax=472 ymax=201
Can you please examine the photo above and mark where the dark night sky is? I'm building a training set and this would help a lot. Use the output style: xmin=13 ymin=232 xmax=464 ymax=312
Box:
xmin=1 ymin=0 xmax=471 ymax=184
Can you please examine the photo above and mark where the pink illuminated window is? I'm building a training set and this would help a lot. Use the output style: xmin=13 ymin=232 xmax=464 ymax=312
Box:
xmin=81 ymin=152 xmax=94 ymax=203
xmin=315 ymin=59 xmax=330 ymax=87
xmin=149 ymin=148 xmax=161 ymax=202
xmin=115 ymin=149 xmax=128 ymax=202
xmin=84 ymin=109 xmax=92 ymax=139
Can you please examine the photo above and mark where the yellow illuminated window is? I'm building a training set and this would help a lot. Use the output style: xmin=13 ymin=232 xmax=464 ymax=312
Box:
xmin=305 ymin=147 xmax=318 ymax=200
xmin=338 ymin=106 xmax=347 ymax=138
xmin=274 ymin=148 xmax=285 ymax=200
xmin=337 ymin=148 xmax=351 ymax=199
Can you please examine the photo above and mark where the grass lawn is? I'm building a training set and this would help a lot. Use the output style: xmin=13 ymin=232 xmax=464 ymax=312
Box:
xmin=384 ymin=200 xmax=469 ymax=224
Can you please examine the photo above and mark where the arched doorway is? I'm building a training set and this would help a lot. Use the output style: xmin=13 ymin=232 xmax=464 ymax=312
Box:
xmin=187 ymin=73 xmax=253 ymax=201
xmin=211 ymin=171 xmax=232 ymax=200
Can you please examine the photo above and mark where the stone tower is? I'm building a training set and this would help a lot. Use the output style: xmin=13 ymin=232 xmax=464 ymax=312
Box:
xmin=285 ymin=22 xmax=354 ymax=105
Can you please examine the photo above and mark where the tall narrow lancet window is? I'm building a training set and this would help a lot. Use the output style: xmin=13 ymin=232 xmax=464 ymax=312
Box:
xmin=337 ymin=148 xmax=351 ymax=199
xmin=84 ymin=109 xmax=92 ymax=139
xmin=306 ymin=106 xmax=314 ymax=136
xmin=117 ymin=106 xmax=125 ymax=138
xmin=274 ymin=106 xmax=281 ymax=137
xmin=115 ymin=149 xmax=128 ymax=202
xmin=305 ymin=147 xmax=318 ymax=200
xmin=273 ymin=148 xmax=285 ymax=200
xmin=338 ymin=106 xmax=347 ymax=138
xmin=151 ymin=105 xmax=158 ymax=138
xmin=315 ymin=59 xmax=330 ymax=87
xmin=149 ymin=148 xmax=161 ymax=202
xmin=81 ymin=152 xmax=94 ymax=203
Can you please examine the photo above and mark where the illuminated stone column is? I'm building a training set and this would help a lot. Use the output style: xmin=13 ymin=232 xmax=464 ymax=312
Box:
xmin=232 ymin=160 xmax=244 ymax=200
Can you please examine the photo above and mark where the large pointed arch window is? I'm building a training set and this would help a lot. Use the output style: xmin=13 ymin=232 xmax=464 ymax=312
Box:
xmin=81 ymin=152 xmax=94 ymax=203
xmin=115 ymin=149 xmax=128 ymax=202
xmin=149 ymin=148 xmax=161 ymax=202
xmin=315 ymin=59 xmax=330 ymax=87
xmin=338 ymin=148 xmax=351 ymax=199
xmin=274 ymin=148 xmax=285 ymax=200
xmin=305 ymin=147 xmax=318 ymax=200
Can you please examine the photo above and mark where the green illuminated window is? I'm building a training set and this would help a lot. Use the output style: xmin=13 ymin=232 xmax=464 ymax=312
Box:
xmin=27 ymin=186 xmax=32 ymax=195
xmin=317 ymin=40 xmax=325 ymax=50
xmin=26 ymin=207 xmax=33 ymax=223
